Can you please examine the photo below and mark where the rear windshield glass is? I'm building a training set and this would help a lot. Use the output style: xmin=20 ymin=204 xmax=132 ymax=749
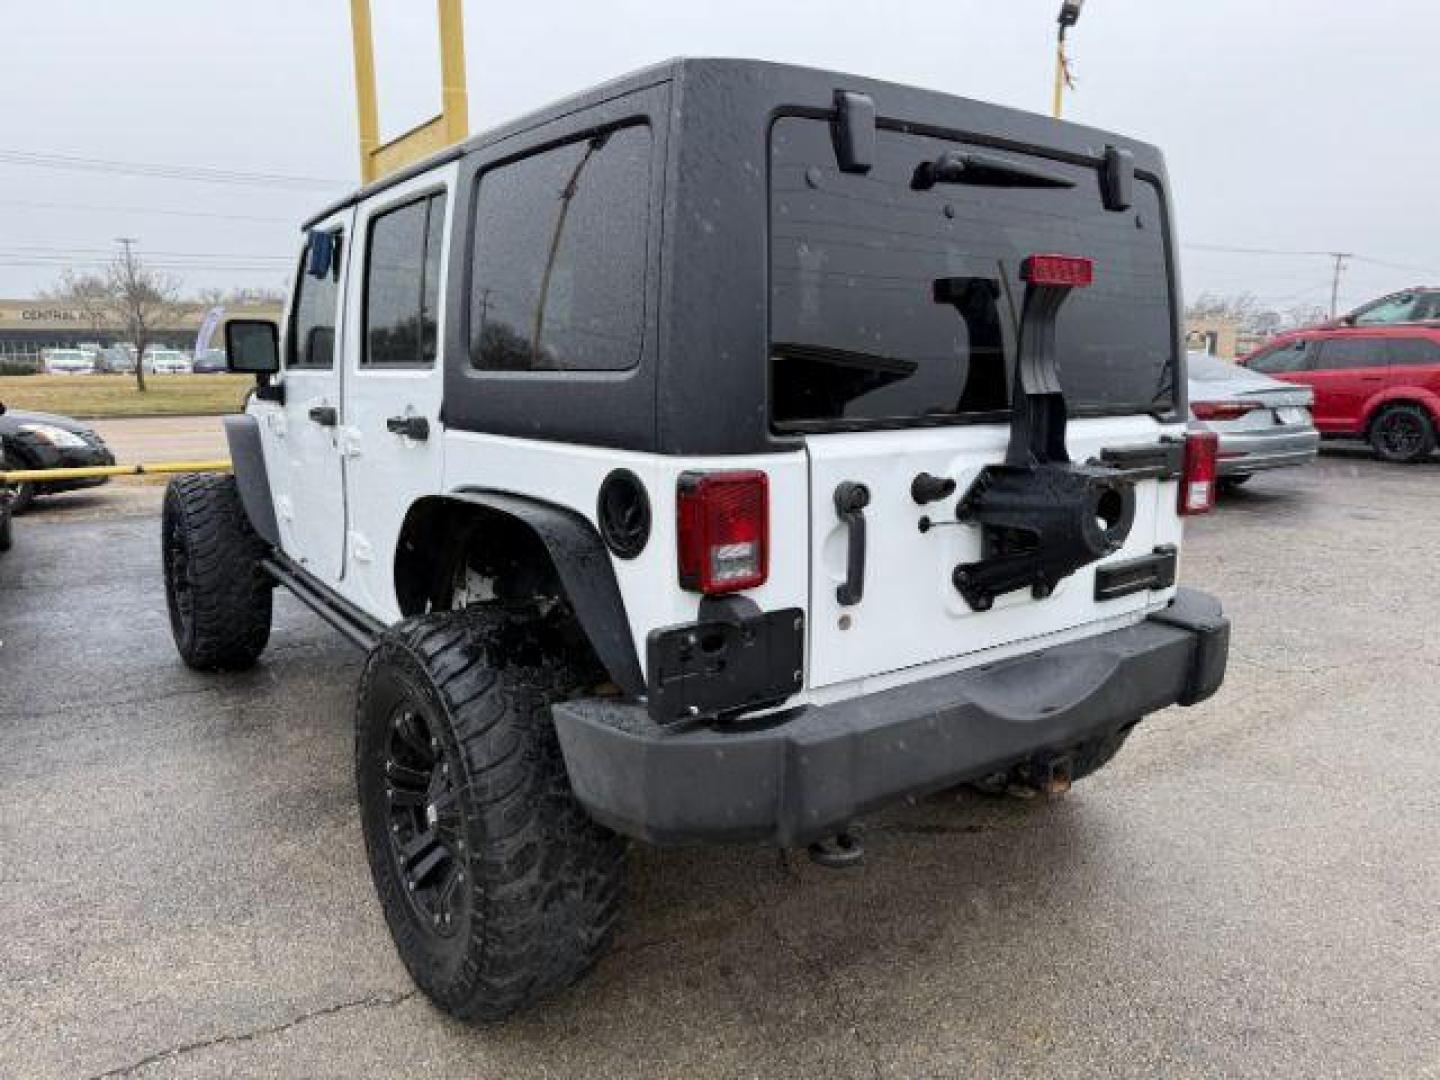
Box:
xmin=769 ymin=118 xmax=1176 ymax=430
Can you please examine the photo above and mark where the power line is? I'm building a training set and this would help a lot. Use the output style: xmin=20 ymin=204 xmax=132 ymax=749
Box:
xmin=1183 ymin=241 xmax=1334 ymax=257
xmin=0 ymin=150 xmax=344 ymax=190
xmin=0 ymin=198 xmax=296 ymax=224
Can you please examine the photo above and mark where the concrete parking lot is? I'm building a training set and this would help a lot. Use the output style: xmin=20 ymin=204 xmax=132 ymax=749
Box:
xmin=2 ymin=453 xmax=1438 ymax=1079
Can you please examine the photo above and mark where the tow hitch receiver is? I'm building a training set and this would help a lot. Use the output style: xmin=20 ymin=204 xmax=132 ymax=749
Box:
xmin=950 ymin=254 xmax=1138 ymax=612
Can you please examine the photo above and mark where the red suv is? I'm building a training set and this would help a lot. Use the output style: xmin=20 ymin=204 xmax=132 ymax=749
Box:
xmin=1240 ymin=326 xmax=1440 ymax=463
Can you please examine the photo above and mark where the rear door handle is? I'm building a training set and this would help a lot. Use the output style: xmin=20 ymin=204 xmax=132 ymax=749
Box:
xmin=385 ymin=415 xmax=430 ymax=441
xmin=307 ymin=405 xmax=338 ymax=427
xmin=834 ymin=481 xmax=871 ymax=606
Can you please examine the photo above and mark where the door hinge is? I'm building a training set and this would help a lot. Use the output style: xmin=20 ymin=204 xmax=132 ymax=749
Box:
xmin=275 ymin=495 xmax=294 ymax=522
xmin=350 ymin=533 xmax=374 ymax=563
xmin=339 ymin=426 xmax=364 ymax=458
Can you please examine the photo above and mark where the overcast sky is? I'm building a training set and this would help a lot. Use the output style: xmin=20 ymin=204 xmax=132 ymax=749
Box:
xmin=3 ymin=0 xmax=1436 ymax=317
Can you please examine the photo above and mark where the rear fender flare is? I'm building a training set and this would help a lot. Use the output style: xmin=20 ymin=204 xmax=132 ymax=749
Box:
xmin=426 ymin=489 xmax=646 ymax=699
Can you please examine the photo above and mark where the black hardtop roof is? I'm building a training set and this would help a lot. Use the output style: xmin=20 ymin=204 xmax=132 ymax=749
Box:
xmin=303 ymin=57 xmax=1161 ymax=230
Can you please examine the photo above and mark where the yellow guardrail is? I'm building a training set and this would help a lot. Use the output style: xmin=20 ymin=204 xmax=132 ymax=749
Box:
xmin=0 ymin=459 xmax=232 ymax=483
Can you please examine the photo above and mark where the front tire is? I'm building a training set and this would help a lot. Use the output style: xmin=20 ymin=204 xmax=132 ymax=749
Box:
xmin=1369 ymin=403 xmax=1436 ymax=464
xmin=355 ymin=608 xmax=627 ymax=1022
xmin=9 ymin=480 xmax=35 ymax=515
xmin=162 ymin=473 xmax=273 ymax=670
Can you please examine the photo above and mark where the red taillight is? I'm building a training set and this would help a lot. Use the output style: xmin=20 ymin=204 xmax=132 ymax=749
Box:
xmin=1179 ymin=432 xmax=1219 ymax=516
xmin=1021 ymin=253 xmax=1094 ymax=288
xmin=1192 ymin=401 xmax=1261 ymax=422
xmin=677 ymin=471 xmax=769 ymax=594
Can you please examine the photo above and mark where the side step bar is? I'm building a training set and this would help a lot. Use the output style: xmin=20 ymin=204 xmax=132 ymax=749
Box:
xmin=261 ymin=553 xmax=386 ymax=651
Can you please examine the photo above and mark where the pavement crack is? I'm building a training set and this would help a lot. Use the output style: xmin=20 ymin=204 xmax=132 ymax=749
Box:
xmin=84 ymin=989 xmax=417 ymax=1079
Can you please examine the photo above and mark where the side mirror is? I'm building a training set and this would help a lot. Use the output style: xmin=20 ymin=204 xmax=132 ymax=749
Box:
xmin=225 ymin=319 xmax=280 ymax=377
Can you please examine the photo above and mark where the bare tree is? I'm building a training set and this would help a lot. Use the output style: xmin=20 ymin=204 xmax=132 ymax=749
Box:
xmin=42 ymin=271 xmax=112 ymax=369
xmin=106 ymin=241 xmax=182 ymax=392
xmin=1185 ymin=292 xmax=1283 ymax=335
xmin=1282 ymin=303 xmax=1329 ymax=330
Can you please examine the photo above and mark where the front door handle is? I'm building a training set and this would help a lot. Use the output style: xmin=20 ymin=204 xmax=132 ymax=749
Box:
xmin=834 ymin=481 xmax=871 ymax=606
xmin=308 ymin=405 xmax=338 ymax=427
xmin=386 ymin=415 xmax=430 ymax=441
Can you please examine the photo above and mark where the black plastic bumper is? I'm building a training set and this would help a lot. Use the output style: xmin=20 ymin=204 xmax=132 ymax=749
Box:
xmin=552 ymin=588 xmax=1228 ymax=846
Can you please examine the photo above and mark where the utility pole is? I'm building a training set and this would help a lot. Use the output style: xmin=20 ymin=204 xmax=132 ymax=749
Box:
xmin=1328 ymin=252 xmax=1351 ymax=319
xmin=1053 ymin=1 xmax=1085 ymax=118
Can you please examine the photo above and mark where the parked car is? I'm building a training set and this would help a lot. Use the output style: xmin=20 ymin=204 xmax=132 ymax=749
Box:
xmin=98 ymin=346 xmax=137 ymax=374
xmin=0 ymin=405 xmax=14 ymax=553
xmin=0 ymin=406 xmax=114 ymax=512
xmin=192 ymin=348 xmax=228 ymax=374
xmin=1188 ymin=353 xmax=1318 ymax=487
xmin=1240 ymin=326 xmax=1440 ymax=462
xmin=41 ymin=348 xmax=95 ymax=375
xmin=1331 ymin=287 xmax=1440 ymax=328
xmin=162 ymin=59 xmax=1229 ymax=1021
xmin=143 ymin=349 xmax=193 ymax=375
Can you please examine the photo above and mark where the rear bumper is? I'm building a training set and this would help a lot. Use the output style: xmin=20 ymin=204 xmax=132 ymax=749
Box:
xmin=1216 ymin=429 xmax=1319 ymax=475
xmin=553 ymin=588 xmax=1229 ymax=846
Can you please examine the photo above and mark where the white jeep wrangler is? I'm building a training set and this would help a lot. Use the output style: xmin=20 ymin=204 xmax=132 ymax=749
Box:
xmin=162 ymin=59 xmax=1229 ymax=1021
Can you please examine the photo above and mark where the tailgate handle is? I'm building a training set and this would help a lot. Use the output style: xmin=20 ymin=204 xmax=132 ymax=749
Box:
xmin=834 ymin=481 xmax=871 ymax=606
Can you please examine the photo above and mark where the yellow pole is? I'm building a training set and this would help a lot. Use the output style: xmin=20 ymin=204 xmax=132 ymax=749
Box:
xmin=350 ymin=0 xmax=381 ymax=183
xmin=0 ymin=460 xmax=232 ymax=483
xmin=1051 ymin=31 xmax=1067 ymax=118
xmin=437 ymin=0 xmax=470 ymax=145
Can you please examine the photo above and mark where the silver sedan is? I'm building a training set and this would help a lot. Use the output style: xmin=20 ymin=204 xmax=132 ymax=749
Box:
xmin=1188 ymin=353 xmax=1319 ymax=487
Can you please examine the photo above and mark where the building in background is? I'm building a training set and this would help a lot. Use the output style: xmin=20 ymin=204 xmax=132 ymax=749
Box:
xmin=0 ymin=298 xmax=283 ymax=369
xmin=1185 ymin=317 xmax=1270 ymax=360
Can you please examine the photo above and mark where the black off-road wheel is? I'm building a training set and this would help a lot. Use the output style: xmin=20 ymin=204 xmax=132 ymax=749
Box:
xmin=161 ymin=473 xmax=273 ymax=671
xmin=356 ymin=607 xmax=627 ymax=1022
xmin=1369 ymin=403 xmax=1436 ymax=464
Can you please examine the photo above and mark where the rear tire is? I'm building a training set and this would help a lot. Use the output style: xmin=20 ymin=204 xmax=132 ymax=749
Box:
xmin=1218 ymin=475 xmax=1251 ymax=492
xmin=355 ymin=607 xmax=627 ymax=1022
xmin=162 ymin=474 xmax=273 ymax=671
xmin=1369 ymin=403 xmax=1436 ymax=464
xmin=0 ymin=507 xmax=11 ymax=552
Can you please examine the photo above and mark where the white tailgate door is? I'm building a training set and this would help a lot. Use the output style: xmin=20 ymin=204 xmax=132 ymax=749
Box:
xmin=806 ymin=415 xmax=1173 ymax=689
xmin=340 ymin=171 xmax=453 ymax=620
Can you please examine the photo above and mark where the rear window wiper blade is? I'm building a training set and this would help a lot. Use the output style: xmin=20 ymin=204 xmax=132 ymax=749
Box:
xmin=912 ymin=150 xmax=1075 ymax=191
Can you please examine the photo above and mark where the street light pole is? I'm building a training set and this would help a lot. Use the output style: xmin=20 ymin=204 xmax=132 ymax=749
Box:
xmin=1053 ymin=1 xmax=1085 ymax=119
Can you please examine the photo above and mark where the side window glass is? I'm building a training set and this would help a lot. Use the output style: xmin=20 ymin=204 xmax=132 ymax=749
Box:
xmin=1387 ymin=338 xmax=1440 ymax=367
xmin=1316 ymin=338 xmax=1387 ymax=371
xmin=469 ymin=124 xmax=652 ymax=372
xmin=1250 ymin=341 xmax=1309 ymax=374
xmin=1353 ymin=294 xmax=1416 ymax=325
xmin=364 ymin=193 xmax=447 ymax=367
xmin=288 ymin=230 xmax=343 ymax=369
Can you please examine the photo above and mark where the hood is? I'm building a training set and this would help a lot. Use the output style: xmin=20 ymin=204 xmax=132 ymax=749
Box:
xmin=0 ymin=408 xmax=96 ymax=436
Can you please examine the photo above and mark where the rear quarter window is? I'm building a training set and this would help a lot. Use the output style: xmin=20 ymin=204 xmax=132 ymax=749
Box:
xmin=468 ymin=124 xmax=651 ymax=373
